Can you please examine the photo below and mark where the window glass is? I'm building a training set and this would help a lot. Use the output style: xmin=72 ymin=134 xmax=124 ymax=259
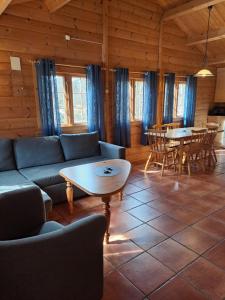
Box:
xmin=72 ymin=77 xmax=87 ymax=123
xmin=56 ymin=75 xmax=67 ymax=124
xmin=134 ymin=80 xmax=144 ymax=120
xmin=176 ymin=82 xmax=186 ymax=118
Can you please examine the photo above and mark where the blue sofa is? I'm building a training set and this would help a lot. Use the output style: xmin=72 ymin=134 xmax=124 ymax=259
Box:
xmin=0 ymin=132 xmax=125 ymax=214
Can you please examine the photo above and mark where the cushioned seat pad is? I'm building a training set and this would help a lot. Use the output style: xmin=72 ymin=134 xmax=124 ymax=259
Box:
xmin=19 ymin=156 xmax=107 ymax=188
xmin=0 ymin=170 xmax=52 ymax=214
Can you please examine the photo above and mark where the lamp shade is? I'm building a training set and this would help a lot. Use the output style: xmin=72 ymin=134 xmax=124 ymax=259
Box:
xmin=194 ymin=68 xmax=214 ymax=77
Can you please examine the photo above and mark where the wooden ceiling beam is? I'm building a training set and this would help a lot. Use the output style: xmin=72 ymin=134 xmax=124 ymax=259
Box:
xmin=0 ymin=0 xmax=13 ymax=15
xmin=11 ymin=0 xmax=32 ymax=4
xmin=163 ymin=0 xmax=225 ymax=21
xmin=44 ymin=0 xmax=72 ymax=13
xmin=187 ymin=27 xmax=225 ymax=46
xmin=208 ymin=57 xmax=225 ymax=65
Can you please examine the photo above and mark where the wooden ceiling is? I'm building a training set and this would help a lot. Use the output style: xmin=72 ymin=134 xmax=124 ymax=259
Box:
xmin=158 ymin=0 xmax=225 ymax=65
xmin=2 ymin=0 xmax=225 ymax=66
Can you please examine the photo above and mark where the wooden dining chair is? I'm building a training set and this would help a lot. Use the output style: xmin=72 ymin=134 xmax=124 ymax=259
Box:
xmin=145 ymin=129 xmax=177 ymax=176
xmin=152 ymin=124 xmax=167 ymax=131
xmin=206 ymin=122 xmax=220 ymax=131
xmin=182 ymin=129 xmax=207 ymax=176
xmin=202 ymin=130 xmax=218 ymax=166
xmin=164 ymin=123 xmax=180 ymax=130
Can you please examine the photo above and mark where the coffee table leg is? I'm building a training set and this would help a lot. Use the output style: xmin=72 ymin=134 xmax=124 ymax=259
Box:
xmin=102 ymin=196 xmax=111 ymax=244
xmin=119 ymin=191 xmax=123 ymax=201
xmin=66 ymin=181 xmax=74 ymax=214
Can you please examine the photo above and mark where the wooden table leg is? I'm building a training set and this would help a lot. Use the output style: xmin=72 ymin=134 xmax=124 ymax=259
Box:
xmin=66 ymin=181 xmax=74 ymax=214
xmin=102 ymin=195 xmax=111 ymax=244
xmin=179 ymin=139 xmax=184 ymax=175
xmin=119 ymin=191 xmax=123 ymax=201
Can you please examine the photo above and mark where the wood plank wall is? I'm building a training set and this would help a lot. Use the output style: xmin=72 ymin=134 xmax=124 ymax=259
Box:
xmin=0 ymin=0 xmax=216 ymax=162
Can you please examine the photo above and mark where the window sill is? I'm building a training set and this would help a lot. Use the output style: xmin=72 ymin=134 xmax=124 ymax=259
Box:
xmin=131 ymin=120 xmax=142 ymax=124
xmin=61 ymin=124 xmax=88 ymax=134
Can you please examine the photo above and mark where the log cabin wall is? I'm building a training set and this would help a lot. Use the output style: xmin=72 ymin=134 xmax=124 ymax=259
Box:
xmin=0 ymin=0 xmax=216 ymax=162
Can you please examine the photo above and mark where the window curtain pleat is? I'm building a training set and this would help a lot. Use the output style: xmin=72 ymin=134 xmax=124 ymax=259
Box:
xmin=86 ymin=64 xmax=105 ymax=140
xmin=183 ymin=75 xmax=197 ymax=127
xmin=163 ymin=73 xmax=175 ymax=124
xmin=114 ymin=68 xmax=130 ymax=147
xmin=141 ymin=71 xmax=158 ymax=145
xmin=35 ymin=59 xmax=61 ymax=136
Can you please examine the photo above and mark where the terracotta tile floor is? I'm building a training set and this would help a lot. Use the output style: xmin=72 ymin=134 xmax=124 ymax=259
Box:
xmin=51 ymin=149 xmax=225 ymax=299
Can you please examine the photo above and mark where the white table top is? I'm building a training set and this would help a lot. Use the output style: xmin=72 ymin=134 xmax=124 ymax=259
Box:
xmin=145 ymin=127 xmax=207 ymax=140
xmin=59 ymin=159 xmax=131 ymax=197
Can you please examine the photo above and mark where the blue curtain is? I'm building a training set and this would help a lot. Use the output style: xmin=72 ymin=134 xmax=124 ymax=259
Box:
xmin=183 ymin=75 xmax=197 ymax=127
xmin=141 ymin=71 xmax=158 ymax=145
xmin=163 ymin=73 xmax=175 ymax=124
xmin=86 ymin=65 xmax=105 ymax=140
xmin=114 ymin=68 xmax=130 ymax=147
xmin=35 ymin=59 xmax=61 ymax=136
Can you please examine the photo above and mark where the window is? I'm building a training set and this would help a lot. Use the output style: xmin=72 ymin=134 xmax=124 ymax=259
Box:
xmin=72 ymin=77 xmax=87 ymax=123
xmin=56 ymin=75 xmax=87 ymax=126
xmin=56 ymin=76 xmax=67 ymax=125
xmin=173 ymin=81 xmax=186 ymax=119
xmin=130 ymin=79 xmax=144 ymax=121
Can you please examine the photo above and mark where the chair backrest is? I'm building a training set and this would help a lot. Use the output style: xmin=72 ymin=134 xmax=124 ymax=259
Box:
xmin=152 ymin=124 xmax=167 ymax=131
xmin=0 ymin=186 xmax=45 ymax=241
xmin=191 ymin=129 xmax=207 ymax=143
xmin=206 ymin=122 xmax=219 ymax=130
xmin=147 ymin=129 xmax=168 ymax=152
xmin=203 ymin=131 xmax=217 ymax=145
xmin=164 ymin=122 xmax=180 ymax=130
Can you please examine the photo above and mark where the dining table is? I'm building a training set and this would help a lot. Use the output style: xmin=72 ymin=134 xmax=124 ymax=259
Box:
xmin=145 ymin=127 xmax=217 ymax=174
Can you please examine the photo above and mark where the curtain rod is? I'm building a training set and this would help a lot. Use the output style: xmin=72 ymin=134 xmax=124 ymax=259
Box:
xmin=31 ymin=61 xmax=188 ymax=77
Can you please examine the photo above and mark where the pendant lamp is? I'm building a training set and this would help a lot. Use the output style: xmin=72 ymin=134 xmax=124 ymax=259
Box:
xmin=194 ymin=6 xmax=214 ymax=77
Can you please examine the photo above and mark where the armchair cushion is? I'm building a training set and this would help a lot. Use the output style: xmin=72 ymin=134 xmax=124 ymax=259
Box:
xmin=60 ymin=132 xmax=100 ymax=160
xmin=14 ymin=136 xmax=64 ymax=169
xmin=0 ymin=186 xmax=45 ymax=240
xmin=36 ymin=221 xmax=63 ymax=235
xmin=0 ymin=138 xmax=16 ymax=171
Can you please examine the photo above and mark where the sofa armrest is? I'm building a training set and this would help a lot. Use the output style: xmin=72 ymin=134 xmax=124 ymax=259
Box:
xmin=99 ymin=141 xmax=125 ymax=159
xmin=0 ymin=214 xmax=106 ymax=300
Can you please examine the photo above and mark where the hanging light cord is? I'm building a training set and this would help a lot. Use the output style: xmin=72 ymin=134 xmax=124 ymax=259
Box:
xmin=203 ymin=5 xmax=213 ymax=66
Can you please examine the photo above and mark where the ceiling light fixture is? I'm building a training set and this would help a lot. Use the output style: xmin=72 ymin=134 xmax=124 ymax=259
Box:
xmin=194 ymin=6 xmax=214 ymax=77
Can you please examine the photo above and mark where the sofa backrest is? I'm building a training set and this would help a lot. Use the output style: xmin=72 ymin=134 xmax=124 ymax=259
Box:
xmin=14 ymin=136 xmax=65 ymax=169
xmin=0 ymin=139 xmax=16 ymax=171
xmin=60 ymin=132 xmax=100 ymax=161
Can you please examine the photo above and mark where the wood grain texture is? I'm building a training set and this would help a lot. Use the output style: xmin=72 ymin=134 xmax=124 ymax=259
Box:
xmin=0 ymin=0 xmax=217 ymax=163
xmin=0 ymin=0 xmax=13 ymax=15
xmin=162 ymin=0 xmax=225 ymax=21
xmin=44 ymin=0 xmax=72 ymax=13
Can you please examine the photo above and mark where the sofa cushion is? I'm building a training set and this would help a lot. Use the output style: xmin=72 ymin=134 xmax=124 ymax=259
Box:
xmin=60 ymin=132 xmax=100 ymax=161
xmin=14 ymin=136 xmax=64 ymax=169
xmin=19 ymin=155 xmax=107 ymax=188
xmin=0 ymin=139 xmax=16 ymax=171
xmin=0 ymin=170 xmax=52 ymax=216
